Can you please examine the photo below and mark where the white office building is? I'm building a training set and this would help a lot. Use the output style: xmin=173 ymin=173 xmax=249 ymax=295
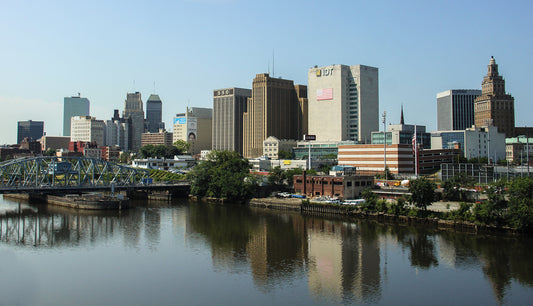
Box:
xmin=70 ymin=116 xmax=105 ymax=146
xmin=431 ymin=125 xmax=506 ymax=162
xmin=308 ymin=64 xmax=379 ymax=143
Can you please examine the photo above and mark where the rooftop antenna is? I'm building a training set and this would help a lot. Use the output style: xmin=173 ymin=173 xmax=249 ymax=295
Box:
xmin=133 ymin=80 xmax=135 ymax=92
xmin=153 ymin=81 xmax=156 ymax=94
xmin=272 ymin=49 xmax=275 ymax=77
xmin=268 ymin=59 xmax=270 ymax=75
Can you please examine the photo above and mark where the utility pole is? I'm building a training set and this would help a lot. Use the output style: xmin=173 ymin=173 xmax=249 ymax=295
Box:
xmin=382 ymin=111 xmax=387 ymax=183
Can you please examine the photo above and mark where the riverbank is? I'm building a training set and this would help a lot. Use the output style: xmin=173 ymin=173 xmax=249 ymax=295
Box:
xmin=249 ymin=196 xmax=520 ymax=235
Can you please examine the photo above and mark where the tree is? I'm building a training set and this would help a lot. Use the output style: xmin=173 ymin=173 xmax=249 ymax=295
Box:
xmin=278 ymin=150 xmax=293 ymax=159
xmin=361 ymin=188 xmax=378 ymax=211
xmin=268 ymin=166 xmax=285 ymax=187
xmin=442 ymin=173 xmax=475 ymax=201
xmin=187 ymin=150 xmax=256 ymax=202
xmin=375 ymin=167 xmax=395 ymax=180
xmin=506 ymin=177 xmax=533 ymax=230
xmin=139 ymin=144 xmax=179 ymax=159
xmin=409 ymin=177 xmax=436 ymax=211
xmin=43 ymin=148 xmax=56 ymax=156
xmin=174 ymin=140 xmax=190 ymax=155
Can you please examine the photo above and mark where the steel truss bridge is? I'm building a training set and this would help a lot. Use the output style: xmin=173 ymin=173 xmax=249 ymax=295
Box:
xmin=0 ymin=157 xmax=151 ymax=194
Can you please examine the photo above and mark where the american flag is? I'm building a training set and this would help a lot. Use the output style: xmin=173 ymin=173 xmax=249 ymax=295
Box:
xmin=316 ymin=88 xmax=333 ymax=100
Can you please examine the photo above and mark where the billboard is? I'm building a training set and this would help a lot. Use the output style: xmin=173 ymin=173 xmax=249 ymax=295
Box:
xmin=173 ymin=117 xmax=186 ymax=125
xmin=187 ymin=117 xmax=197 ymax=141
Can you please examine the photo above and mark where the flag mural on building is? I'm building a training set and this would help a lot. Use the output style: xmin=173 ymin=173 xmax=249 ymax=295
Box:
xmin=316 ymin=88 xmax=333 ymax=101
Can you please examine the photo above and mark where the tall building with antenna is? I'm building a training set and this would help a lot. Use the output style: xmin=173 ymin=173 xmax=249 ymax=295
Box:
xmin=123 ymin=92 xmax=145 ymax=151
xmin=242 ymin=73 xmax=307 ymax=158
xmin=63 ymin=94 xmax=90 ymax=137
xmin=146 ymin=94 xmax=163 ymax=133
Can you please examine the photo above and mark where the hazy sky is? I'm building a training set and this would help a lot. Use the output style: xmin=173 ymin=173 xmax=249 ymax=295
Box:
xmin=1 ymin=0 xmax=532 ymax=144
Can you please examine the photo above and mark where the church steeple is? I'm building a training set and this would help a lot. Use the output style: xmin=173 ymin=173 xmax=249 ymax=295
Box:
xmin=400 ymin=104 xmax=405 ymax=125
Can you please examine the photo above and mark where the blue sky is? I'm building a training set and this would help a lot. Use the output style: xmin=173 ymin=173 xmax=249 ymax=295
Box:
xmin=1 ymin=0 xmax=532 ymax=144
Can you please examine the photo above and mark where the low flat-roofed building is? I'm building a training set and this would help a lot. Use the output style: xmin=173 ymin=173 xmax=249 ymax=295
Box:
xmin=132 ymin=155 xmax=195 ymax=170
xmin=141 ymin=130 xmax=174 ymax=148
xmin=293 ymin=173 xmax=374 ymax=199
xmin=39 ymin=136 xmax=71 ymax=151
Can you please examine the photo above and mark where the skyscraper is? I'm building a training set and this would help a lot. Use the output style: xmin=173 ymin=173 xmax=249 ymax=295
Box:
xmin=146 ymin=94 xmax=163 ymax=133
xmin=173 ymin=107 xmax=212 ymax=155
xmin=474 ymin=56 xmax=515 ymax=137
xmin=123 ymin=92 xmax=145 ymax=152
xmin=242 ymin=73 xmax=307 ymax=159
xmin=308 ymin=64 xmax=379 ymax=143
xmin=17 ymin=120 xmax=44 ymax=143
xmin=212 ymin=88 xmax=251 ymax=155
xmin=437 ymin=89 xmax=481 ymax=131
xmin=63 ymin=95 xmax=90 ymax=136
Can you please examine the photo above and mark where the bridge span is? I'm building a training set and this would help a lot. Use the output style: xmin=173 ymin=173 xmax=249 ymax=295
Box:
xmin=0 ymin=156 xmax=189 ymax=195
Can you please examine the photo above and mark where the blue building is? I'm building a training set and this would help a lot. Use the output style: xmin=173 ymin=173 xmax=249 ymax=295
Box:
xmin=17 ymin=120 xmax=44 ymax=143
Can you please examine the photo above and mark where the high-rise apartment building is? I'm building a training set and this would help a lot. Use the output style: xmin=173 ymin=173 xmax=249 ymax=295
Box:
xmin=70 ymin=116 xmax=105 ymax=146
xmin=474 ymin=57 xmax=515 ymax=137
xmin=123 ymin=92 xmax=145 ymax=152
xmin=146 ymin=94 xmax=163 ymax=133
xmin=308 ymin=64 xmax=379 ymax=143
xmin=63 ymin=95 xmax=90 ymax=136
xmin=212 ymin=88 xmax=251 ymax=154
xmin=173 ymin=107 xmax=212 ymax=155
xmin=437 ymin=89 xmax=481 ymax=131
xmin=242 ymin=73 xmax=307 ymax=159
xmin=17 ymin=120 xmax=44 ymax=143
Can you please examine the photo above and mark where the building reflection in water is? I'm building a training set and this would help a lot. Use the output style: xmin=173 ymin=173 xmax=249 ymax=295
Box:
xmin=1 ymin=197 xmax=533 ymax=304
xmin=306 ymin=218 xmax=381 ymax=304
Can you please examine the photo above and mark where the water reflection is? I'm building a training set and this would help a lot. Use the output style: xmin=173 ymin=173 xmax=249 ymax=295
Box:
xmin=0 ymin=196 xmax=532 ymax=304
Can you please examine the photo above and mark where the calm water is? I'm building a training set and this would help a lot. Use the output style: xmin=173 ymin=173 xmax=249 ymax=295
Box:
xmin=0 ymin=195 xmax=532 ymax=305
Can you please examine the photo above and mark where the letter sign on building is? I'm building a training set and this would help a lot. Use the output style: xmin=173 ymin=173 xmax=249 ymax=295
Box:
xmin=316 ymin=67 xmax=333 ymax=77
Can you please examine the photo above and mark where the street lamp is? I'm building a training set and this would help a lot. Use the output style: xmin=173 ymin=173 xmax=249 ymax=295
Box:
xmin=518 ymin=135 xmax=529 ymax=177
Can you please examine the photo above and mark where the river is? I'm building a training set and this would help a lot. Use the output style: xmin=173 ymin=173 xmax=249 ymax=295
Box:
xmin=0 ymin=195 xmax=532 ymax=305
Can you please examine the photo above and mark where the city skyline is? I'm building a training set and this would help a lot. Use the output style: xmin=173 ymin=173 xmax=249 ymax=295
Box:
xmin=1 ymin=1 xmax=532 ymax=144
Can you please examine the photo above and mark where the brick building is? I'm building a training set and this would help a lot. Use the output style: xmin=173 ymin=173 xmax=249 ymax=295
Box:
xmin=294 ymin=172 xmax=373 ymax=199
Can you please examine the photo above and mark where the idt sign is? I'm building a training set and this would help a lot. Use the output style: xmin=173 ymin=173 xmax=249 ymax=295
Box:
xmin=304 ymin=134 xmax=316 ymax=141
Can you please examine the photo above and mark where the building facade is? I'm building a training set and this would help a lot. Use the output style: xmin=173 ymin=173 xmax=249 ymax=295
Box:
xmin=141 ymin=130 xmax=173 ymax=148
xmin=63 ymin=95 xmax=90 ymax=136
xmin=262 ymin=136 xmax=297 ymax=159
xmin=70 ymin=116 xmax=105 ymax=146
xmin=212 ymin=87 xmax=251 ymax=154
xmin=430 ymin=125 xmax=506 ymax=162
xmin=505 ymin=137 xmax=533 ymax=164
xmin=243 ymin=73 xmax=307 ymax=158
xmin=437 ymin=89 xmax=481 ymax=131
xmin=123 ymin=92 xmax=145 ymax=152
xmin=308 ymin=64 xmax=379 ymax=143
xmin=39 ymin=136 xmax=71 ymax=152
xmin=474 ymin=57 xmax=515 ymax=137
xmin=293 ymin=174 xmax=374 ymax=199
xmin=17 ymin=120 xmax=44 ymax=143
xmin=371 ymin=124 xmax=431 ymax=149
xmin=146 ymin=94 xmax=163 ymax=133
xmin=338 ymin=144 xmax=414 ymax=175
xmin=173 ymin=107 xmax=212 ymax=155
